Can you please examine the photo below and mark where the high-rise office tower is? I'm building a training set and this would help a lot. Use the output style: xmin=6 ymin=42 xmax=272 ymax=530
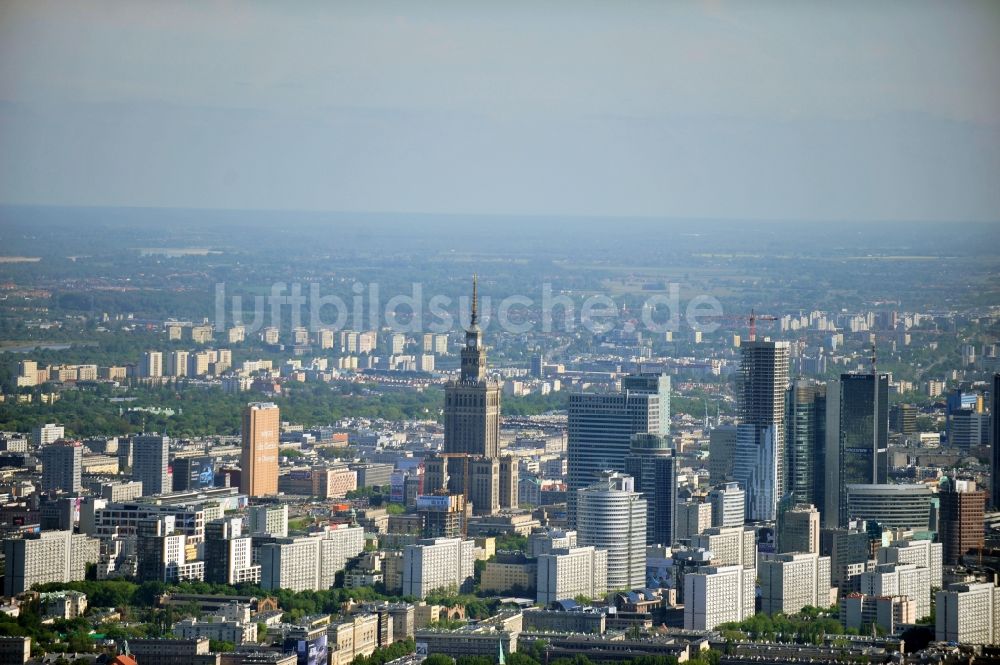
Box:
xmin=734 ymin=339 xmax=790 ymax=522
xmin=824 ymin=373 xmax=889 ymax=527
xmin=172 ymin=456 xmax=215 ymax=492
xmin=993 ymin=374 xmax=1000 ymax=510
xmin=136 ymin=516 xmax=202 ymax=583
xmin=708 ymin=482 xmax=745 ymax=529
xmin=132 ymin=434 xmax=170 ymax=496
xmin=676 ymin=500 xmax=712 ymax=541
xmin=240 ymin=402 xmax=280 ymax=497
xmin=576 ymin=472 xmax=647 ymax=590
xmin=204 ymin=517 xmax=260 ymax=585
xmin=567 ymin=372 xmax=668 ymax=526
xmin=41 ymin=441 xmax=82 ymax=494
xmin=33 ymin=423 xmax=65 ymax=446
xmin=624 ymin=433 xmax=677 ymax=545
xmin=443 ymin=276 xmax=500 ymax=458
xmin=785 ymin=379 xmax=826 ymax=509
xmin=708 ymin=426 xmax=737 ymax=485
xmin=938 ymin=477 xmax=986 ymax=565
xmin=777 ymin=503 xmax=820 ymax=554
xmin=890 ymin=403 xmax=917 ymax=435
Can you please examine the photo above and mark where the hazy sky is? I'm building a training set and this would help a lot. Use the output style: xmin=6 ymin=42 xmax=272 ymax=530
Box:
xmin=1 ymin=1 xmax=999 ymax=222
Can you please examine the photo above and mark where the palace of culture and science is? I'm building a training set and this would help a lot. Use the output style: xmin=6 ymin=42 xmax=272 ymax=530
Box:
xmin=423 ymin=277 xmax=518 ymax=515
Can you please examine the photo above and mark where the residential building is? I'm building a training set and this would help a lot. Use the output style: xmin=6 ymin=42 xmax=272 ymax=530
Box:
xmin=204 ymin=517 xmax=260 ymax=585
xmin=936 ymin=582 xmax=1000 ymax=645
xmin=759 ymin=552 xmax=833 ymax=615
xmin=684 ymin=565 xmax=756 ymax=630
xmin=676 ymin=501 xmax=712 ymax=542
xmin=857 ymin=563 xmax=931 ymax=620
xmin=536 ymin=546 xmax=608 ymax=605
xmin=143 ymin=351 xmax=163 ymax=378
xmin=840 ymin=594 xmax=915 ymax=635
xmin=3 ymin=530 xmax=99 ymax=595
xmin=41 ymin=441 xmax=82 ymax=493
xmin=402 ymin=537 xmax=476 ymax=599
xmin=133 ymin=434 xmax=170 ymax=496
xmin=877 ymin=537 xmax=943 ymax=590
xmin=691 ymin=526 xmax=756 ymax=569
xmin=259 ymin=537 xmax=321 ymax=592
xmin=137 ymin=516 xmax=204 ymax=583
xmin=248 ymin=504 xmax=288 ymax=538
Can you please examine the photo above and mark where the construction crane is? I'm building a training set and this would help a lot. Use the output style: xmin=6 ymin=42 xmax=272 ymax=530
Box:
xmin=699 ymin=310 xmax=778 ymax=342
xmin=747 ymin=308 xmax=778 ymax=342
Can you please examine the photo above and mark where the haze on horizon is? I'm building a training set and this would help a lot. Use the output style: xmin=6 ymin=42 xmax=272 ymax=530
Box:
xmin=0 ymin=1 xmax=999 ymax=224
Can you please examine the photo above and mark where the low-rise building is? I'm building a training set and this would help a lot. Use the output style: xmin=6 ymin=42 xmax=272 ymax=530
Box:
xmin=39 ymin=590 xmax=88 ymax=620
xmin=481 ymin=552 xmax=536 ymax=595
xmin=839 ymin=594 xmax=915 ymax=635
xmin=328 ymin=613 xmax=380 ymax=665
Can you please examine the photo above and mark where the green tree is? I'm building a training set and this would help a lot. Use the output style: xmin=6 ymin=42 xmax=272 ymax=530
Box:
xmin=423 ymin=655 xmax=454 ymax=665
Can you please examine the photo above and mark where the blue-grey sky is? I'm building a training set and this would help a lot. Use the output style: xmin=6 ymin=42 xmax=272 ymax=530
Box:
xmin=1 ymin=1 xmax=999 ymax=222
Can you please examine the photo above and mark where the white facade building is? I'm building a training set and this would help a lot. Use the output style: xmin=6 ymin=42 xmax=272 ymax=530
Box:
xmin=576 ymin=472 xmax=647 ymax=590
xmin=536 ymin=546 xmax=608 ymax=606
xmin=684 ymin=565 xmax=756 ymax=630
xmin=708 ymin=483 xmax=745 ymax=528
xmin=691 ymin=526 xmax=756 ymax=569
xmin=759 ymin=552 xmax=833 ymax=615
xmin=248 ymin=504 xmax=289 ymax=538
xmin=936 ymin=582 xmax=1000 ymax=645
xmin=858 ymin=563 xmax=931 ymax=620
xmin=402 ymin=538 xmax=475 ymax=599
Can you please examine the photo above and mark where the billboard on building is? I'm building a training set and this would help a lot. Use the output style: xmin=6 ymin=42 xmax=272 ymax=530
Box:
xmin=390 ymin=471 xmax=406 ymax=503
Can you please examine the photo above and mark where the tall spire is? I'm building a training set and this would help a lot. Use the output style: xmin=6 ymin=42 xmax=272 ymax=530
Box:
xmin=470 ymin=274 xmax=479 ymax=327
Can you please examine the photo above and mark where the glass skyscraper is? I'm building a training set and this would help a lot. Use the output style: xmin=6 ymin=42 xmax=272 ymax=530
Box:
xmin=785 ymin=379 xmax=826 ymax=510
xmin=566 ymin=372 xmax=669 ymax=527
xmin=734 ymin=339 xmax=790 ymax=522
xmin=825 ymin=373 xmax=889 ymax=527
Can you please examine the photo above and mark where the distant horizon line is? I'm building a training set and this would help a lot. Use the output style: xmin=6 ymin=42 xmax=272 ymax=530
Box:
xmin=0 ymin=201 xmax=998 ymax=226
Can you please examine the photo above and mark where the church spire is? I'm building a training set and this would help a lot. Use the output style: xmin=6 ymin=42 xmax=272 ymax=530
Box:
xmin=471 ymin=274 xmax=479 ymax=327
